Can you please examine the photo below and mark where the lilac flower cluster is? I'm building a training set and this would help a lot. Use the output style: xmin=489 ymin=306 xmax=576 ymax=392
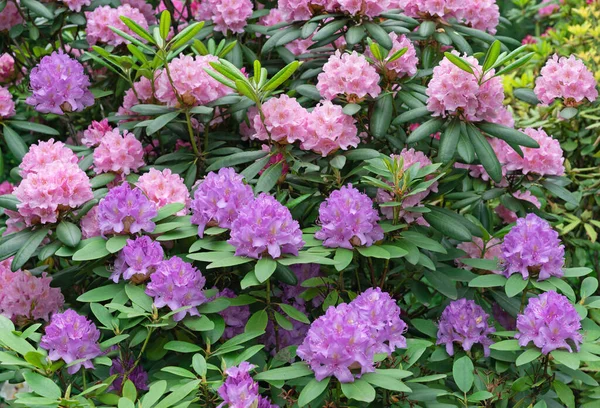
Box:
xmin=109 ymin=358 xmax=149 ymax=392
xmin=191 ymin=168 xmax=254 ymax=237
xmin=97 ymin=183 xmax=157 ymax=236
xmin=146 ymin=257 xmax=207 ymax=321
xmin=40 ymin=309 xmax=102 ymax=374
xmin=516 ymin=291 xmax=582 ymax=354
xmin=500 ymin=214 xmax=565 ymax=281
xmin=315 ymin=184 xmax=384 ymax=249
xmin=26 ymin=52 xmax=94 ymax=115
xmin=297 ymin=287 xmax=407 ymax=382
xmin=436 ymin=299 xmax=495 ymax=357
xmin=228 ymin=193 xmax=304 ymax=259
xmin=217 ymin=362 xmax=277 ymax=408
xmin=111 ymin=236 xmax=164 ymax=283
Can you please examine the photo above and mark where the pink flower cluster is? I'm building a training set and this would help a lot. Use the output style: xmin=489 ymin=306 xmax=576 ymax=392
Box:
xmin=534 ymin=54 xmax=598 ymax=106
xmin=497 ymin=128 xmax=565 ymax=176
xmin=229 ymin=193 xmax=304 ymax=259
xmin=259 ymin=9 xmax=315 ymax=56
xmin=196 ymin=0 xmax=253 ymax=34
xmin=317 ymin=51 xmax=381 ymax=101
xmin=302 ymin=100 xmax=359 ymax=156
xmin=0 ymin=2 xmax=23 ymax=32
xmin=80 ymin=206 xmax=101 ymax=239
xmin=93 ymin=129 xmax=145 ymax=175
xmin=367 ymin=33 xmax=418 ymax=79
xmin=298 ymin=287 xmax=407 ymax=382
xmin=376 ymin=149 xmax=438 ymax=224
xmin=14 ymin=141 xmax=93 ymax=226
xmin=118 ymin=77 xmax=156 ymax=117
xmin=516 ymin=291 xmax=582 ymax=355
xmin=191 ymin=168 xmax=254 ymax=237
xmin=0 ymin=53 xmax=17 ymax=84
xmin=427 ymin=52 xmax=509 ymax=123
xmin=86 ymin=5 xmax=149 ymax=46
xmin=398 ymin=0 xmax=499 ymax=33
xmin=316 ymin=184 xmax=384 ymax=249
xmin=137 ymin=169 xmax=190 ymax=215
xmin=495 ymin=191 xmax=541 ymax=224
xmin=60 ymin=0 xmax=91 ymax=12
xmin=124 ymin=0 xmax=157 ymax=22
xmin=146 ymin=256 xmax=207 ymax=321
xmin=246 ymin=96 xmax=359 ymax=156
xmin=538 ymin=0 xmax=561 ymax=16
xmin=82 ymin=119 xmax=113 ymax=147
xmin=155 ymin=55 xmax=232 ymax=107
xmin=0 ymin=262 xmax=64 ymax=322
xmin=278 ymin=0 xmax=394 ymax=19
xmin=0 ymin=86 xmax=15 ymax=119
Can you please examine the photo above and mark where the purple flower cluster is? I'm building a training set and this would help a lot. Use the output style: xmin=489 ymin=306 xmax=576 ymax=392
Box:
xmin=217 ymin=362 xmax=277 ymax=408
xmin=297 ymin=288 xmax=407 ymax=383
xmin=97 ymin=183 xmax=157 ymax=236
xmin=436 ymin=299 xmax=495 ymax=357
xmin=228 ymin=193 xmax=304 ymax=259
xmin=515 ymin=291 xmax=582 ymax=354
xmin=217 ymin=288 xmax=250 ymax=339
xmin=145 ymin=257 xmax=207 ymax=321
xmin=500 ymin=213 xmax=565 ymax=281
xmin=40 ymin=309 xmax=102 ymax=374
xmin=191 ymin=168 xmax=254 ymax=237
xmin=109 ymin=357 xmax=149 ymax=392
xmin=315 ymin=184 xmax=384 ymax=249
xmin=26 ymin=51 xmax=94 ymax=115
xmin=110 ymin=236 xmax=164 ymax=283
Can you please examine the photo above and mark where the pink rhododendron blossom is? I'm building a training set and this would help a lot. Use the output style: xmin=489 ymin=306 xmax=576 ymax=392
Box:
xmin=196 ymin=0 xmax=253 ymax=34
xmin=80 ymin=206 xmax=101 ymax=239
xmin=118 ymin=77 xmax=156 ymax=117
xmin=538 ymin=0 xmax=560 ymax=16
xmin=457 ymin=237 xmax=502 ymax=273
xmin=0 ymin=86 xmax=15 ymax=118
xmin=137 ymin=169 xmax=190 ymax=215
xmin=0 ymin=2 xmax=23 ymax=32
xmin=0 ymin=54 xmax=17 ymax=84
xmin=534 ymin=54 xmax=598 ymax=105
xmin=123 ymin=0 xmax=157 ymax=22
xmin=301 ymin=100 xmax=359 ymax=156
xmin=82 ymin=119 xmax=113 ymax=147
xmin=317 ymin=51 xmax=381 ymax=101
xmin=499 ymin=128 xmax=565 ymax=176
xmin=20 ymin=139 xmax=78 ymax=177
xmin=86 ymin=5 xmax=149 ymax=46
xmin=60 ymin=0 xmax=91 ymax=12
xmin=366 ymin=33 xmax=418 ymax=79
xmin=154 ymin=55 xmax=232 ymax=107
xmin=0 ymin=181 xmax=14 ymax=195
xmin=93 ymin=129 xmax=145 ymax=175
xmin=247 ymin=94 xmax=309 ymax=144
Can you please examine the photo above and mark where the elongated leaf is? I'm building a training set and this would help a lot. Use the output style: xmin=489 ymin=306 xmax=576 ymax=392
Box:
xmin=341 ymin=378 xmax=376 ymax=402
xmin=444 ymin=52 xmax=474 ymax=74
xmin=477 ymin=122 xmax=539 ymax=148
xmin=393 ymin=106 xmax=430 ymax=125
xmin=56 ymin=222 xmax=82 ymax=247
xmin=255 ymin=162 xmax=282 ymax=193
xmin=206 ymin=150 xmax=268 ymax=171
xmin=23 ymin=372 xmax=61 ymax=399
xmin=119 ymin=16 xmax=155 ymax=44
xmin=298 ymin=377 xmax=330 ymax=407
xmin=365 ymin=22 xmax=392 ymax=49
xmin=146 ymin=111 xmax=179 ymax=135
xmin=254 ymin=363 xmax=313 ymax=381
xmin=423 ymin=207 xmax=471 ymax=242
xmin=453 ymin=356 xmax=474 ymax=393
xmin=262 ymin=61 xmax=300 ymax=92
xmin=482 ymin=40 xmax=502 ymax=71
xmin=406 ymin=118 xmax=444 ymax=143
xmin=21 ymin=0 xmax=53 ymax=19
xmin=2 ymin=125 xmax=27 ymax=161
xmin=255 ymin=258 xmax=277 ymax=282
xmin=12 ymin=228 xmax=49 ymax=271
xmin=467 ymin=125 xmax=502 ymax=183
xmin=439 ymin=119 xmax=460 ymax=163
xmin=170 ymin=22 xmax=205 ymax=49
xmin=371 ymin=93 xmax=394 ymax=138
xmin=159 ymin=10 xmax=171 ymax=40
xmin=312 ymin=19 xmax=348 ymax=42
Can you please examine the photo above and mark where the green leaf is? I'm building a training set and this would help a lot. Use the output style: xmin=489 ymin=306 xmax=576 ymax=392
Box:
xmin=393 ymin=106 xmax=430 ymax=125
xmin=467 ymin=125 xmax=502 ymax=183
xmin=489 ymin=339 xmax=520 ymax=351
xmin=439 ymin=119 xmax=460 ymax=163
xmin=541 ymin=179 xmax=579 ymax=206
xmin=417 ymin=21 xmax=436 ymax=38
xmin=90 ymin=173 xmax=116 ymax=189
xmin=140 ymin=380 xmax=167 ymax=408
xmin=0 ymin=194 xmax=19 ymax=212
xmin=6 ymin=120 xmax=59 ymax=135
xmin=262 ymin=61 xmax=300 ymax=92
xmin=298 ymin=377 xmax=330 ymax=407
xmin=206 ymin=150 xmax=268 ymax=172
xmin=469 ymin=274 xmax=507 ymax=288
xmin=334 ymin=248 xmax=353 ymax=272
xmin=371 ymin=93 xmax=394 ymax=138
xmin=357 ymin=245 xmax=390 ymax=259
xmin=11 ymin=228 xmax=49 ymax=271
xmin=581 ymin=277 xmax=598 ymax=298
xmin=345 ymin=25 xmax=366 ymax=45
xmin=255 ymin=258 xmax=277 ymax=282
xmin=311 ymin=19 xmax=348 ymax=42
xmin=361 ymin=373 xmax=411 ymax=392
xmin=516 ymin=348 xmax=541 ymax=366
xmin=153 ymin=380 xmax=201 ymax=408
xmin=21 ymin=0 xmax=53 ymax=19
xmin=279 ymin=303 xmax=310 ymax=324
xmin=23 ymin=371 xmax=61 ymax=399
xmin=406 ymin=118 xmax=444 ymax=143
xmin=170 ymin=22 xmax=205 ymax=49
xmin=340 ymin=378 xmax=376 ymax=402
xmin=254 ymin=363 xmax=313 ymax=381
xmin=153 ymin=202 xmax=186 ymax=222
xmin=164 ymin=341 xmax=203 ymax=353
xmin=477 ymin=122 xmax=539 ymax=148
xmin=245 ymin=309 xmax=268 ymax=332
xmin=106 ymin=235 xmax=129 ymax=253
xmin=119 ymin=16 xmax=155 ymax=44
xmin=513 ymin=88 xmax=540 ymax=105
xmin=72 ymin=237 xmax=110 ymax=261
xmin=183 ymin=315 xmax=215 ymax=332
xmin=365 ymin=22 xmax=393 ymax=49
xmin=77 ymin=284 xmax=122 ymax=302
xmin=482 ymin=40 xmax=501 ymax=71
xmin=192 ymin=354 xmax=207 ymax=377
xmin=453 ymin=356 xmax=474 ymax=393
xmin=495 ymin=52 xmax=534 ymax=76
xmin=255 ymin=161 xmax=282 ymax=194
xmin=423 ymin=207 xmax=472 ymax=242
xmin=159 ymin=10 xmax=171 ymax=40
xmin=551 ymin=350 xmax=580 ymax=370
xmin=444 ymin=52 xmax=474 ymax=74
xmin=56 ymin=222 xmax=82 ymax=248
xmin=553 ymin=380 xmax=575 ymax=408
xmin=505 ymin=274 xmax=528 ymax=298
xmin=146 ymin=111 xmax=180 ymax=135
xmin=130 ymin=104 xmax=175 ymax=115
xmin=125 ymin=284 xmax=153 ymax=312
xmin=401 ymin=231 xmax=446 ymax=253
xmin=2 ymin=125 xmax=27 ymax=161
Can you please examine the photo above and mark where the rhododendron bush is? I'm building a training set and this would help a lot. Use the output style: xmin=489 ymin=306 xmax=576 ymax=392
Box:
xmin=1 ymin=0 xmax=600 ymax=406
